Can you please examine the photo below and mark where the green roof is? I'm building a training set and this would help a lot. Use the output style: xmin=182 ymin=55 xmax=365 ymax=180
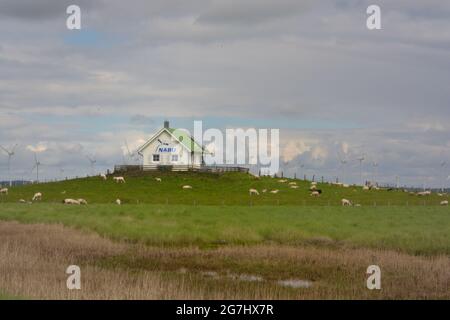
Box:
xmin=168 ymin=128 xmax=204 ymax=153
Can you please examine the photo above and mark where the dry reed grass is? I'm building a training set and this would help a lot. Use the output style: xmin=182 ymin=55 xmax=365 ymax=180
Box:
xmin=0 ymin=221 xmax=448 ymax=299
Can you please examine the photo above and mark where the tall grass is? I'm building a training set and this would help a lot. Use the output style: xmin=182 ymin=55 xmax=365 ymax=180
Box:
xmin=1 ymin=221 xmax=448 ymax=300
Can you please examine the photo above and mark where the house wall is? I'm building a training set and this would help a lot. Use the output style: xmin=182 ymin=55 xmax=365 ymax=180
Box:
xmin=141 ymin=130 xmax=201 ymax=167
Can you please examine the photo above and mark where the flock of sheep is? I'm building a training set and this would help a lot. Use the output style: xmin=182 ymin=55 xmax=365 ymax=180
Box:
xmin=1 ymin=173 xmax=449 ymax=206
xmin=247 ymin=176 xmax=449 ymax=206
xmin=0 ymin=174 xmax=196 ymax=206
xmin=247 ymin=179 xmax=357 ymax=206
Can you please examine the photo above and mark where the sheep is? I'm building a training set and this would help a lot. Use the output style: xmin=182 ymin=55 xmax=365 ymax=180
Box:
xmin=288 ymin=182 xmax=297 ymax=186
xmin=310 ymin=191 xmax=320 ymax=197
xmin=32 ymin=192 xmax=42 ymax=201
xmin=63 ymin=199 xmax=80 ymax=205
xmin=417 ymin=191 xmax=431 ymax=196
xmin=18 ymin=199 xmax=26 ymax=203
xmin=342 ymin=184 xmax=350 ymax=188
xmin=270 ymin=189 xmax=279 ymax=194
xmin=362 ymin=185 xmax=370 ymax=190
xmin=77 ymin=199 xmax=88 ymax=205
xmin=0 ymin=188 xmax=8 ymax=195
xmin=250 ymin=173 xmax=260 ymax=180
xmin=341 ymin=198 xmax=352 ymax=206
xmin=278 ymin=179 xmax=287 ymax=183
xmin=182 ymin=185 xmax=193 ymax=189
xmin=437 ymin=193 xmax=444 ymax=197
xmin=290 ymin=185 xmax=299 ymax=189
xmin=310 ymin=185 xmax=317 ymax=191
xmin=249 ymin=188 xmax=259 ymax=196
xmin=440 ymin=200 xmax=448 ymax=206
xmin=116 ymin=199 xmax=121 ymax=205
xmin=311 ymin=182 xmax=317 ymax=186
xmin=262 ymin=189 xmax=267 ymax=193
xmin=100 ymin=174 xmax=107 ymax=180
xmin=155 ymin=177 xmax=162 ymax=182
xmin=355 ymin=204 xmax=362 ymax=207
xmin=113 ymin=176 xmax=126 ymax=183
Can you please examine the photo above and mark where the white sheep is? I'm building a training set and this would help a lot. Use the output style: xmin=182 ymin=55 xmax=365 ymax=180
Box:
xmin=270 ymin=189 xmax=279 ymax=194
xmin=116 ymin=199 xmax=121 ymax=205
xmin=310 ymin=191 xmax=320 ymax=197
xmin=249 ymin=188 xmax=259 ymax=196
xmin=32 ymin=192 xmax=42 ymax=201
xmin=440 ymin=200 xmax=448 ymax=206
xmin=363 ymin=185 xmax=370 ymax=190
xmin=288 ymin=182 xmax=297 ymax=186
xmin=341 ymin=198 xmax=352 ymax=206
xmin=18 ymin=199 xmax=26 ymax=203
xmin=0 ymin=188 xmax=8 ymax=195
xmin=262 ymin=189 xmax=267 ymax=193
xmin=63 ymin=198 xmax=80 ymax=205
xmin=77 ymin=199 xmax=88 ymax=205
xmin=290 ymin=185 xmax=299 ymax=189
xmin=155 ymin=177 xmax=162 ymax=182
xmin=278 ymin=179 xmax=287 ymax=183
xmin=113 ymin=176 xmax=126 ymax=183
xmin=100 ymin=174 xmax=107 ymax=180
xmin=182 ymin=185 xmax=193 ymax=189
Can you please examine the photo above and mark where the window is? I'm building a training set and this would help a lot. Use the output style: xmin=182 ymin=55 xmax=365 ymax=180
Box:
xmin=153 ymin=154 xmax=160 ymax=162
xmin=171 ymin=154 xmax=179 ymax=162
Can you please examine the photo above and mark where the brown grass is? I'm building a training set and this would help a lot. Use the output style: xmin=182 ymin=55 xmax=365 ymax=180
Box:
xmin=0 ymin=221 xmax=448 ymax=299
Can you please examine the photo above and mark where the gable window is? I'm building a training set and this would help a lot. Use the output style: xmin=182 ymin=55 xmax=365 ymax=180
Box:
xmin=171 ymin=154 xmax=179 ymax=162
xmin=153 ymin=154 xmax=160 ymax=162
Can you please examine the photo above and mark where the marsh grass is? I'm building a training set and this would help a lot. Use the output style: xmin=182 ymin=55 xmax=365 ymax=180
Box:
xmin=0 ymin=222 xmax=448 ymax=299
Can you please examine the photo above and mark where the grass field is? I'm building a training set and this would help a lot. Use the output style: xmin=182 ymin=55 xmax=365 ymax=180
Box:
xmin=0 ymin=172 xmax=447 ymax=206
xmin=0 ymin=172 xmax=449 ymax=299
xmin=0 ymin=204 xmax=448 ymax=255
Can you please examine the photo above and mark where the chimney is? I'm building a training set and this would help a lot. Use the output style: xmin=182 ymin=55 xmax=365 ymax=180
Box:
xmin=164 ymin=120 xmax=169 ymax=129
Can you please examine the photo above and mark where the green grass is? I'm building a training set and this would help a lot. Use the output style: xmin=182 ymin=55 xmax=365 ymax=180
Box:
xmin=0 ymin=171 xmax=446 ymax=206
xmin=0 ymin=203 xmax=448 ymax=255
xmin=0 ymin=292 xmax=23 ymax=300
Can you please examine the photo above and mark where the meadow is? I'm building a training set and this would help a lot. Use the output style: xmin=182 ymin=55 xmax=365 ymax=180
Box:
xmin=0 ymin=204 xmax=448 ymax=255
xmin=0 ymin=171 xmax=447 ymax=206
xmin=0 ymin=172 xmax=449 ymax=299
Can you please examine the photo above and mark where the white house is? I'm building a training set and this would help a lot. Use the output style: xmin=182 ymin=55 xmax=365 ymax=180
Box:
xmin=137 ymin=121 xmax=206 ymax=170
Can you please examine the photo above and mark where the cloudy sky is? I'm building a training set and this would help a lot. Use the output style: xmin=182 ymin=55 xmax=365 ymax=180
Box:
xmin=1 ymin=0 xmax=450 ymax=187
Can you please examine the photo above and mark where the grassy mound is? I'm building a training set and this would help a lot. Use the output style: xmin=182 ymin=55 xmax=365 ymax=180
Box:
xmin=0 ymin=171 xmax=446 ymax=206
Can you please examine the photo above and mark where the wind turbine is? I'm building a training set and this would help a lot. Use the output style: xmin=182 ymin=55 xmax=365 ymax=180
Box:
xmin=31 ymin=153 xmax=42 ymax=182
xmin=0 ymin=144 xmax=18 ymax=187
xmin=124 ymin=139 xmax=140 ymax=164
xmin=356 ymin=153 xmax=365 ymax=186
xmin=86 ymin=155 xmax=97 ymax=175
xmin=337 ymin=151 xmax=348 ymax=184
xmin=372 ymin=161 xmax=379 ymax=186
xmin=440 ymin=161 xmax=447 ymax=192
